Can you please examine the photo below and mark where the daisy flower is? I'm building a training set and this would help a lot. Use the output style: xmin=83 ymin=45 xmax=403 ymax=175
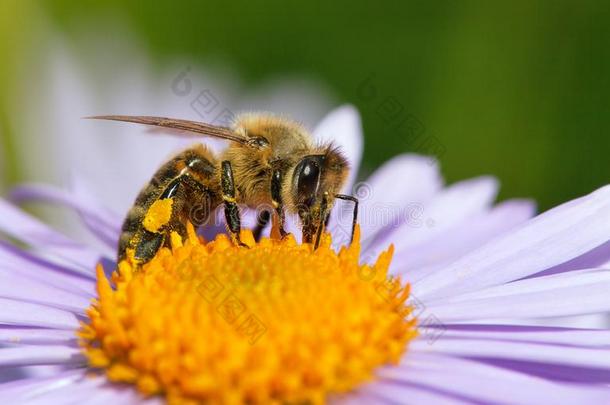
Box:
xmin=1 ymin=106 xmax=610 ymax=404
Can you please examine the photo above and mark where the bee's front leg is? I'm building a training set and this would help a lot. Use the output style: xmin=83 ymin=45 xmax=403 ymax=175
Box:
xmin=253 ymin=210 xmax=271 ymax=241
xmin=270 ymin=168 xmax=288 ymax=239
xmin=221 ymin=160 xmax=249 ymax=248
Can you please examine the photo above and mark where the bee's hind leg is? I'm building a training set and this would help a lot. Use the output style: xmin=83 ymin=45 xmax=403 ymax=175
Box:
xmin=128 ymin=174 xmax=210 ymax=264
xmin=120 ymin=149 xmax=218 ymax=265
xmin=221 ymin=160 xmax=249 ymax=248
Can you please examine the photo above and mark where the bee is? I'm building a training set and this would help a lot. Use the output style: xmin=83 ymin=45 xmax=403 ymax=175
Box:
xmin=89 ymin=114 xmax=359 ymax=265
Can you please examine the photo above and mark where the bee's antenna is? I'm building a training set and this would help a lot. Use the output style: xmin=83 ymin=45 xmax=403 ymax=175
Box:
xmin=334 ymin=194 xmax=359 ymax=244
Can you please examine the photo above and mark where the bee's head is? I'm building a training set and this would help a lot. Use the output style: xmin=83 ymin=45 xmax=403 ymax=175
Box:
xmin=289 ymin=145 xmax=349 ymax=244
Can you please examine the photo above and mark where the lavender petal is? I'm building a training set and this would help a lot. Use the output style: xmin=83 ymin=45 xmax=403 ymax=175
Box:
xmin=390 ymin=199 xmax=535 ymax=279
xmin=0 ymin=346 xmax=84 ymax=367
xmin=0 ymin=266 xmax=91 ymax=314
xmin=374 ymin=352 xmax=610 ymax=404
xmin=313 ymin=105 xmax=363 ymax=194
xmin=431 ymin=324 xmax=610 ymax=347
xmin=0 ymin=199 xmax=102 ymax=274
xmin=414 ymin=185 xmax=610 ymax=300
xmin=0 ymin=239 xmax=96 ymax=293
xmin=0 ymin=328 xmax=77 ymax=346
xmin=356 ymin=154 xmax=442 ymax=248
xmin=10 ymin=184 xmax=120 ymax=250
xmin=374 ymin=176 xmax=499 ymax=255
xmin=410 ymin=337 xmax=610 ymax=370
xmin=0 ymin=298 xmax=79 ymax=329
xmin=426 ymin=269 xmax=610 ymax=321
xmin=0 ymin=370 xmax=85 ymax=401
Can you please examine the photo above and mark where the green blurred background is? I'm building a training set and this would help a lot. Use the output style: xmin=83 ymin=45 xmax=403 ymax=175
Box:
xmin=1 ymin=0 xmax=610 ymax=210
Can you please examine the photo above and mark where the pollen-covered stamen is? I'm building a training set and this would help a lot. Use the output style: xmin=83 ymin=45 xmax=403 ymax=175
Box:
xmin=79 ymin=224 xmax=416 ymax=404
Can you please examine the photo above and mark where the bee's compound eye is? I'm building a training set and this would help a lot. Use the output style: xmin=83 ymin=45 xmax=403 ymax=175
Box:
xmin=295 ymin=157 xmax=321 ymax=205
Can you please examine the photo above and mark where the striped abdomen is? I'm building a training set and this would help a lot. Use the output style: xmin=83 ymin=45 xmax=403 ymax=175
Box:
xmin=118 ymin=145 xmax=221 ymax=264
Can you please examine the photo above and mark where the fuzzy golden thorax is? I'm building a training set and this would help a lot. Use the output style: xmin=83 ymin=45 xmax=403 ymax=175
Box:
xmin=221 ymin=114 xmax=312 ymax=206
xmin=222 ymin=113 xmax=348 ymax=208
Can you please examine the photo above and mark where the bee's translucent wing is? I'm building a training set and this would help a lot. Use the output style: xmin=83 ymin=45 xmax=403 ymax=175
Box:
xmin=86 ymin=115 xmax=252 ymax=146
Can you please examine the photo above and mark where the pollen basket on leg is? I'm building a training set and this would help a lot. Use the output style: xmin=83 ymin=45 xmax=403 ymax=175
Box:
xmin=79 ymin=224 xmax=417 ymax=404
xmin=142 ymin=198 xmax=174 ymax=233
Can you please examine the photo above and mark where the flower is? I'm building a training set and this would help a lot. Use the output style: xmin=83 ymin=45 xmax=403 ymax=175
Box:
xmin=1 ymin=106 xmax=610 ymax=404
xmin=80 ymin=225 xmax=415 ymax=403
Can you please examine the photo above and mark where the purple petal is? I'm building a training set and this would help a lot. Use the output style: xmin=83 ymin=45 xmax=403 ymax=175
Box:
xmin=0 ymin=346 xmax=84 ymax=367
xmin=0 ymin=328 xmax=77 ymax=346
xmin=410 ymin=336 xmax=610 ymax=369
xmin=0 ymin=199 xmax=102 ymax=273
xmin=374 ymin=352 xmax=610 ymax=404
xmin=373 ymin=176 xmax=499 ymax=256
xmin=392 ymin=199 xmax=535 ymax=279
xmin=354 ymin=380 xmax=473 ymax=405
xmin=7 ymin=373 xmax=163 ymax=405
xmin=430 ymin=324 xmax=610 ymax=347
xmin=352 ymin=154 xmax=443 ymax=246
xmin=0 ymin=298 xmax=80 ymax=329
xmin=70 ymin=175 xmax=123 ymax=228
xmin=313 ymin=105 xmax=363 ymax=194
xmin=414 ymin=185 xmax=610 ymax=300
xmin=473 ymin=357 xmax=610 ymax=384
xmin=0 ymin=271 xmax=90 ymax=314
xmin=0 ymin=240 xmax=95 ymax=295
xmin=532 ymin=239 xmax=610 ymax=278
xmin=425 ymin=269 xmax=610 ymax=321
xmin=0 ymin=370 xmax=85 ymax=400
xmin=10 ymin=184 xmax=120 ymax=249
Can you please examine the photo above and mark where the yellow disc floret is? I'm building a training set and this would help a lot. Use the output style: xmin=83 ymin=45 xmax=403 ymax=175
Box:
xmin=79 ymin=224 xmax=416 ymax=404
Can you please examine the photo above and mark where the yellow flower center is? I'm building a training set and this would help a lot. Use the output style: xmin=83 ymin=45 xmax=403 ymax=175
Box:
xmin=79 ymin=224 xmax=416 ymax=404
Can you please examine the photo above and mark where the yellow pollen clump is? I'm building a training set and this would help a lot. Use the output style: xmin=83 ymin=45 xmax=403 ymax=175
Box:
xmin=79 ymin=224 xmax=416 ymax=404
xmin=143 ymin=198 xmax=174 ymax=233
